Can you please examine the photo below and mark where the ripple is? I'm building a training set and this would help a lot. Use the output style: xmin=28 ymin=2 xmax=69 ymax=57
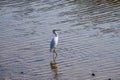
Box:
xmin=0 ymin=0 xmax=120 ymax=80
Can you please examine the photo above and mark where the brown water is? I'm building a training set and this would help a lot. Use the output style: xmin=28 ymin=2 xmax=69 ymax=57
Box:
xmin=0 ymin=0 xmax=120 ymax=80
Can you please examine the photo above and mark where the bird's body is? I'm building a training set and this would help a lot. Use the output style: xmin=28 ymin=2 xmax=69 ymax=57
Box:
xmin=50 ymin=36 xmax=58 ymax=52
xmin=50 ymin=29 xmax=60 ymax=62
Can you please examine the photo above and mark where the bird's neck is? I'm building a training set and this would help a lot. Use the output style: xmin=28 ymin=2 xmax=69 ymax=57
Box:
xmin=54 ymin=32 xmax=58 ymax=37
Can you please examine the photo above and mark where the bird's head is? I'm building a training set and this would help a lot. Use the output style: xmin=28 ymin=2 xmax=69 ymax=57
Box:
xmin=52 ymin=29 xmax=61 ymax=34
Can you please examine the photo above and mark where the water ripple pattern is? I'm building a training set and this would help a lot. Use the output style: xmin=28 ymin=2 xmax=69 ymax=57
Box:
xmin=0 ymin=0 xmax=120 ymax=80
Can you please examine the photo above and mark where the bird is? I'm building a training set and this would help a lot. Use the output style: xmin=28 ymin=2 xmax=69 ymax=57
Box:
xmin=50 ymin=29 xmax=60 ymax=62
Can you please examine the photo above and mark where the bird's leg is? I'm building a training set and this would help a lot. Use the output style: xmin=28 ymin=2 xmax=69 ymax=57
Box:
xmin=53 ymin=51 xmax=55 ymax=62
xmin=53 ymin=49 xmax=57 ymax=62
xmin=53 ymin=49 xmax=57 ymax=63
xmin=54 ymin=50 xmax=57 ymax=61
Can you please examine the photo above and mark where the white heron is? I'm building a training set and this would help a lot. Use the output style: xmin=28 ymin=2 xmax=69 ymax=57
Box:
xmin=50 ymin=29 xmax=60 ymax=62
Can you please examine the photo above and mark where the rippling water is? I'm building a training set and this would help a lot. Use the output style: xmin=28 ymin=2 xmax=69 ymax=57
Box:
xmin=0 ymin=0 xmax=120 ymax=80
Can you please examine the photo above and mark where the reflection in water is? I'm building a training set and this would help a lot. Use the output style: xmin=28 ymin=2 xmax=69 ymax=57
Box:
xmin=50 ymin=61 xmax=59 ymax=80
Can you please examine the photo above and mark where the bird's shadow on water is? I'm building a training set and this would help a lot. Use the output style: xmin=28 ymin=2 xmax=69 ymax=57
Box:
xmin=50 ymin=61 xmax=59 ymax=80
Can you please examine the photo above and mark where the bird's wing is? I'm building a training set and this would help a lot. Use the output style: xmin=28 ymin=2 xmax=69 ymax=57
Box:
xmin=50 ymin=38 xmax=55 ymax=51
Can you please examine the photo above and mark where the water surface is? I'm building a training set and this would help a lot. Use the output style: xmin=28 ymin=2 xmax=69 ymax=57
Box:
xmin=0 ymin=0 xmax=120 ymax=80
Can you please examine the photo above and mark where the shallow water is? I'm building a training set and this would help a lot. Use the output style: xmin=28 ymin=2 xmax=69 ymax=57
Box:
xmin=0 ymin=0 xmax=120 ymax=80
